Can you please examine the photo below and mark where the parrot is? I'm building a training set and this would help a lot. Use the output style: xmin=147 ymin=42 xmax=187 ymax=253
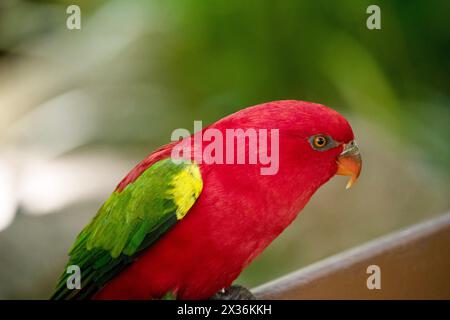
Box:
xmin=51 ymin=100 xmax=361 ymax=300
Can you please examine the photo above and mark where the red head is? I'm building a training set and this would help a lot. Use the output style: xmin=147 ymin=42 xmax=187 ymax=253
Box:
xmin=211 ymin=100 xmax=361 ymax=191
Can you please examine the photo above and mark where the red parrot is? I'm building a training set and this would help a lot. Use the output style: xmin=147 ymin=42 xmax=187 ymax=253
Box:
xmin=51 ymin=100 xmax=361 ymax=300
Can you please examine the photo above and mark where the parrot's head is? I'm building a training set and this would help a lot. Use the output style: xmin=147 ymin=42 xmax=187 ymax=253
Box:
xmin=224 ymin=100 xmax=362 ymax=190
xmin=279 ymin=100 xmax=361 ymax=189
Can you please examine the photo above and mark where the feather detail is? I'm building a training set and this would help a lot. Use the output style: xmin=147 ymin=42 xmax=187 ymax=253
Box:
xmin=50 ymin=158 xmax=203 ymax=300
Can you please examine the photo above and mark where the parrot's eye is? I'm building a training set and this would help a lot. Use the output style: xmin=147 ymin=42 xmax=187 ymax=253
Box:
xmin=313 ymin=136 xmax=327 ymax=148
xmin=309 ymin=134 xmax=336 ymax=151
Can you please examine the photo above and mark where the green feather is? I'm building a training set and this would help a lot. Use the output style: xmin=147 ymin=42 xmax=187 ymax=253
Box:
xmin=51 ymin=158 xmax=203 ymax=300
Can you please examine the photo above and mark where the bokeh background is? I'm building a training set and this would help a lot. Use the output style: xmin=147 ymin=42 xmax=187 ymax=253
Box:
xmin=0 ymin=0 xmax=449 ymax=299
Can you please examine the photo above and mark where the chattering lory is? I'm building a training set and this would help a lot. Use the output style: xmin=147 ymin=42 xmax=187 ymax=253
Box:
xmin=51 ymin=100 xmax=361 ymax=300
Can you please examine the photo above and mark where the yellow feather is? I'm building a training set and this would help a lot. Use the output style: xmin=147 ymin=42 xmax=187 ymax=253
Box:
xmin=169 ymin=163 xmax=203 ymax=220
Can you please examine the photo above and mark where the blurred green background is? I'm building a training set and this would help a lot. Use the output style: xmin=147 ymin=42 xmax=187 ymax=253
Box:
xmin=0 ymin=0 xmax=448 ymax=299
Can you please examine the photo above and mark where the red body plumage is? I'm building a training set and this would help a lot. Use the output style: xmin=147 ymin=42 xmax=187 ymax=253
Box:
xmin=93 ymin=100 xmax=354 ymax=299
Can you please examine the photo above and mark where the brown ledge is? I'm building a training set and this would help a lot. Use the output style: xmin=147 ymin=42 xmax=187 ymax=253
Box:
xmin=253 ymin=212 xmax=450 ymax=299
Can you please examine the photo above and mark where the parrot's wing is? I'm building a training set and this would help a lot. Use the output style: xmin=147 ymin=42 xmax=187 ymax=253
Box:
xmin=51 ymin=158 xmax=203 ymax=300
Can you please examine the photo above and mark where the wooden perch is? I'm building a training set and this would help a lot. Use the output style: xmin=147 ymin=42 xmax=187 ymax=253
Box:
xmin=253 ymin=212 xmax=450 ymax=299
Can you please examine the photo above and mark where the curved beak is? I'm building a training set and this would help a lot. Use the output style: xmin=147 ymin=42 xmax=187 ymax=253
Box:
xmin=336 ymin=141 xmax=362 ymax=189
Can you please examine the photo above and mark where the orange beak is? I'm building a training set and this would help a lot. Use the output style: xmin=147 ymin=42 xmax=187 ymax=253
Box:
xmin=336 ymin=141 xmax=362 ymax=189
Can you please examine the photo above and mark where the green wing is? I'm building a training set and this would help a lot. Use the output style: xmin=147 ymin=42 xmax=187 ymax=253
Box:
xmin=51 ymin=158 xmax=203 ymax=300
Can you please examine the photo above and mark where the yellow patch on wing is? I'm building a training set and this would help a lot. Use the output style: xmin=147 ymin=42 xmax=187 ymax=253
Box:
xmin=169 ymin=163 xmax=203 ymax=220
